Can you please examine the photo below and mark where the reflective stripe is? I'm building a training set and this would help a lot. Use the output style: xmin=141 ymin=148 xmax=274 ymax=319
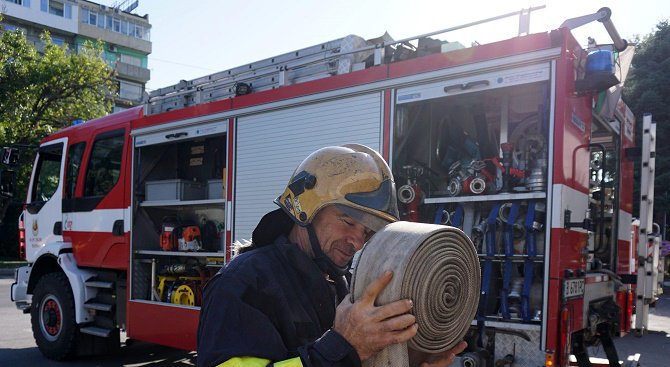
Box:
xmin=216 ymin=357 xmax=270 ymax=367
xmin=271 ymin=357 xmax=303 ymax=367
xmin=215 ymin=357 xmax=303 ymax=367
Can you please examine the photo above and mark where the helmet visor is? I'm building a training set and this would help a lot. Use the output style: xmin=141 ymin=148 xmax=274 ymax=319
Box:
xmin=335 ymin=204 xmax=394 ymax=232
xmin=344 ymin=179 xmax=399 ymax=221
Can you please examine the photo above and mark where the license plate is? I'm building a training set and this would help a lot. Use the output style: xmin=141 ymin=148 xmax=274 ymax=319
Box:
xmin=563 ymin=278 xmax=585 ymax=299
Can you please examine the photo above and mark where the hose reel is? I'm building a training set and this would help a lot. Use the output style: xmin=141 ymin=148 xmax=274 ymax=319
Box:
xmin=351 ymin=221 xmax=481 ymax=367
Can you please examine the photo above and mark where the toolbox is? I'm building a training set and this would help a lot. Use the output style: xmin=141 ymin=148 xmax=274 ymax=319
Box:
xmin=145 ymin=179 xmax=206 ymax=201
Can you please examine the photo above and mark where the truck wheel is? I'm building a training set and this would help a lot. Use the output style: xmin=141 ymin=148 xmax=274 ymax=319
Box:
xmin=31 ymin=272 xmax=78 ymax=360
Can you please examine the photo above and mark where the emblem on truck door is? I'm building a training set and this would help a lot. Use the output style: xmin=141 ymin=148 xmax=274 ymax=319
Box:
xmin=32 ymin=219 xmax=38 ymax=236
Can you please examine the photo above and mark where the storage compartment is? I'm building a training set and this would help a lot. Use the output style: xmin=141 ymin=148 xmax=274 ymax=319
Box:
xmin=391 ymin=66 xmax=550 ymax=325
xmin=135 ymin=135 xmax=226 ymax=202
xmin=131 ymin=256 xmax=223 ymax=307
xmin=131 ymin=131 xmax=228 ymax=305
xmin=146 ymin=179 xmax=206 ymax=201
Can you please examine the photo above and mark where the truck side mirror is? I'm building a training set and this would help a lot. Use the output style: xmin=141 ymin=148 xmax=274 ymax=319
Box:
xmin=0 ymin=169 xmax=16 ymax=198
xmin=1 ymin=147 xmax=19 ymax=166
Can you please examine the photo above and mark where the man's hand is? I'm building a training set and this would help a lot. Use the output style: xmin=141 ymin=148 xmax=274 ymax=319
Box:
xmin=332 ymin=271 xmax=417 ymax=361
xmin=409 ymin=341 xmax=468 ymax=367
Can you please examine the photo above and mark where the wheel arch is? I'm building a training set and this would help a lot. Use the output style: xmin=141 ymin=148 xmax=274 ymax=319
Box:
xmin=29 ymin=252 xmax=96 ymax=324
xmin=28 ymin=254 xmax=61 ymax=294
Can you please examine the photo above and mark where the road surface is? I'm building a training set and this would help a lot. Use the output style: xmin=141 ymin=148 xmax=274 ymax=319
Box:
xmin=0 ymin=273 xmax=196 ymax=366
xmin=1 ymin=270 xmax=668 ymax=366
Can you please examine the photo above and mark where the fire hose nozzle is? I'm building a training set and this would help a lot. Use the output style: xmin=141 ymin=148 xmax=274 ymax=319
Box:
xmin=398 ymin=184 xmax=416 ymax=204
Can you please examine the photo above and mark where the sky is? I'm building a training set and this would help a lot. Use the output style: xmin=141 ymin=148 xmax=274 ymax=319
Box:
xmin=119 ymin=0 xmax=669 ymax=92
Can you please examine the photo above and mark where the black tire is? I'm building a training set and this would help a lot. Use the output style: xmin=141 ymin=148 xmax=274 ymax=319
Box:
xmin=31 ymin=272 xmax=79 ymax=360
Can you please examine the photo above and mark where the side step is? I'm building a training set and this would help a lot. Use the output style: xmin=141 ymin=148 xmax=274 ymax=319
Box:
xmin=82 ymin=274 xmax=119 ymax=340
xmin=84 ymin=301 xmax=113 ymax=312
xmin=80 ymin=326 xmax=113 ymax=338
xmin=85 ymin=279 xmax=114 ymax=289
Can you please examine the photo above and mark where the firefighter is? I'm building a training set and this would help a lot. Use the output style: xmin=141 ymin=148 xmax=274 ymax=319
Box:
xmin=197 ymin=144 xmax=467 ymax=367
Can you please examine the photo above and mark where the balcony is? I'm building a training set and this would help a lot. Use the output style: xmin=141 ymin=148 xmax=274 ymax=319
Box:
xmin=79 ymin=22 xmax=151 ymax=54
xmin=116 ymin=61 xmax=150 ymax=83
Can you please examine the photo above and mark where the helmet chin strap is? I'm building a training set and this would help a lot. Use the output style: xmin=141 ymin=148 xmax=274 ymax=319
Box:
xmin=306 ymin=224 xmax=350 ymax=277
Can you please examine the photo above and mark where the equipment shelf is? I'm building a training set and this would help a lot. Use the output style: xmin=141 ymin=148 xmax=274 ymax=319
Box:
xmin=424 ymin=192 xmax=546 ymax=204
xmin=130 ymin=299 xmax=200 ymax=310
xmin=135 ymin=250 xmax=225 ymax=257
xmin=139 ymin=199 xmax=225 ymax=207
xmin=470 ymin=320 xmax=541 ymax=331
xmin=477 ymin=255 xmax=544 ymax=262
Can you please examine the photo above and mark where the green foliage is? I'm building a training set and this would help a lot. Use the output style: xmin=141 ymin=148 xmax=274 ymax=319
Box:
xmin=624 ymin=20 xmax=670 ymax=221
xmin=0 ymin=27 xmax=117 ymax=207
xmin=0 ymin=31 xmax=117 ymax=144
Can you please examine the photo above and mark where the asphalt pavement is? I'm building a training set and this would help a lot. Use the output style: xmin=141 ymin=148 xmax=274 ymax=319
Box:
xmin=1 ymin=266 xmax=668 ymax=366
xmin=0 ymin=272 xmax=196 ymax=366
xmin=591 ymin=288 xmax=670 ymax=366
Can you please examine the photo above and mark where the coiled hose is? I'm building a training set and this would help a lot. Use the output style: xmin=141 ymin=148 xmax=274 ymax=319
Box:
xmin=351 ymin=221 xmax=480 ymax=367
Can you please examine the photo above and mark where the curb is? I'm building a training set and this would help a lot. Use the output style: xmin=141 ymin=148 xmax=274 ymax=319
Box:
xmin=0 ymin=267 xmax=17 ymax=276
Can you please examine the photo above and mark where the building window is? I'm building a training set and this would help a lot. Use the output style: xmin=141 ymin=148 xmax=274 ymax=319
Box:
xmin=134 ymin=25 xmax=144 ymax=39
xmin=120 ymin=53 xmax=141 ymax=67
xmin=119 ymin=81 xmax=142 ymax=101
xmin=104 ymin=52 xmax=116 ymax=67
xmin=113 ymin=18 xmax=120 ymax=32
xmin=5 ymin=0 xmax=30 ymax=5
xmin=1 ymin=23 xmax=16 ymax=32
xmin=1 ymin=23 xmax=27 ymax=34
xmin=50 ymin=35 xmax=64 ymax=46
xmin=88 ymin=11 xmax=97 ymax=26
xmin=49 ymin=0 xmax=63 ymax=17
xmin=120 ymin=20 xmax=128 ymax=35
xmin=40 ymin=0 xmax=71 ymax=18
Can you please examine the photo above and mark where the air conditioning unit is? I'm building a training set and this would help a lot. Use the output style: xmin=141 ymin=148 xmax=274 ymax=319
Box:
xmin=109 ymin=45 xmax=117 ymax=52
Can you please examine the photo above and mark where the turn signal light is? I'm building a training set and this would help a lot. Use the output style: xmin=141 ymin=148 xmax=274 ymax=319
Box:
xmin=545 ymin=352 xmax=555 ymax=366
xmin=18 ymin=212 xmax=26 ymax=260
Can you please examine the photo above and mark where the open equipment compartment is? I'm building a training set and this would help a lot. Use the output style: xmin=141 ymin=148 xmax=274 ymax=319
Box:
xmin=130 ymin=121 xmax=227 ymax=306
xmin=392 ymin=64 xmax=550 ymax=325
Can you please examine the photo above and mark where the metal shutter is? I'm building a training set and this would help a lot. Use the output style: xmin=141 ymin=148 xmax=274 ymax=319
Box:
xmin=234 ymin=92 xmax=382 ymax=242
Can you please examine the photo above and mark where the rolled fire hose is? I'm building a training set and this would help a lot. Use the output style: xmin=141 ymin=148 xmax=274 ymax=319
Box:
xmin=351 ymin=221 xmax=480 ymax=367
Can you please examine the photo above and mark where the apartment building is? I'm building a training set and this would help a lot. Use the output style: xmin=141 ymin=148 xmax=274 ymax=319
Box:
xmin=0 ymin=0 xmax=152 ymax=111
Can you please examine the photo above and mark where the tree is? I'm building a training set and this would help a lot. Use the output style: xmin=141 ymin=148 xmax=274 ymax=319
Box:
xmin=623 ymin=20 xmax=670 ymax=226
xmin=0 ymin=29 xmax=117 ymax=145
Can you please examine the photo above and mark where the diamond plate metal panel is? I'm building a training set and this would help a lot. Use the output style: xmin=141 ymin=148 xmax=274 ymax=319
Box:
xmin=131 ymin=259 xmax=151 ymax=300
xmin=495 ymin=330 xmax=545 ymax=366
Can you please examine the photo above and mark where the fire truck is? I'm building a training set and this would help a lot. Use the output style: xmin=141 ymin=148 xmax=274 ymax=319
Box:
xmin=7 ymin=6 xmax=664 ymax=367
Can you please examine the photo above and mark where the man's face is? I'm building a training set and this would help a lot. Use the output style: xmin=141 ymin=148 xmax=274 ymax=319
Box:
xmin=311 ymin=206 xmax=373 ymax=267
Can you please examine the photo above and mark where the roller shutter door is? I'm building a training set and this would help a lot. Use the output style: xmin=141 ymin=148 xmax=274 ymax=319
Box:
xmin=234 ymin=92 xmax=383 ymax=242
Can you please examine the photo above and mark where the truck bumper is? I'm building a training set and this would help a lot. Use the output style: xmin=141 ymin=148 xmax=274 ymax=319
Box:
xmin=10 ymin=265 xmax=32 ymax=313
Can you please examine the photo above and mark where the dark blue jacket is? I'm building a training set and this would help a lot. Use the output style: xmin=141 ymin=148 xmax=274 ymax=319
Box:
xmin=196 ymin=232 xmax=360 ymax=367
